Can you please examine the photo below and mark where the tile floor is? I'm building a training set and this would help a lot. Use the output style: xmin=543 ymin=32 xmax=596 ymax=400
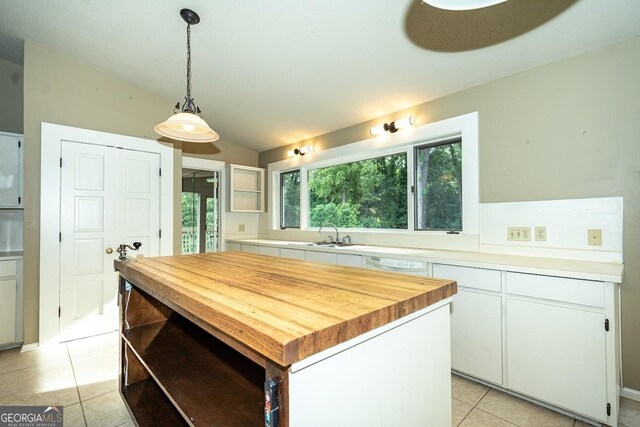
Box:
xmin=0 ymin=332 xmax=639 ymax=427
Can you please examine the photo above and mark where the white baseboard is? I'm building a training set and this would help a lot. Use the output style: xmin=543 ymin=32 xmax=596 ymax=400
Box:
xmin=20 ymin=342 xmax=39 ymax=352
xmin=621 ymin=387 xmax=640 ymax=402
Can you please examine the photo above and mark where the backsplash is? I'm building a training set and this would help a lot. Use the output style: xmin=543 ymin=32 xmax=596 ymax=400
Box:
xmin=479 ymin=197 xmax=623 ymax=263
xmin=0 ymin=209 xmax=23 ymax=252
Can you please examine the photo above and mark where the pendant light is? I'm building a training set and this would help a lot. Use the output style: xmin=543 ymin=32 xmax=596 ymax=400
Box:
xmin=155 ymin=8 xmax=219 ymax=143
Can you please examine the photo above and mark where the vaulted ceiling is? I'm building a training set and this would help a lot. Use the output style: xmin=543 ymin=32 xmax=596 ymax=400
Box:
xmin=0 ymin=0 xmax=639 ymax=152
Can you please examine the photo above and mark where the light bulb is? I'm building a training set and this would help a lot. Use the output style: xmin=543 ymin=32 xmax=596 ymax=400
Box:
xmin=370 ymin=123 xmax=387 ymax=136
xmin=393 ymin=116 xmax=414 ymax=130
xmin=299 ymin=145 xmax=313 ymax=155
xmin=287 ymin=149 xmax=295 ymax=158
xmin=182 ymin=124 xmax=195 ymax=132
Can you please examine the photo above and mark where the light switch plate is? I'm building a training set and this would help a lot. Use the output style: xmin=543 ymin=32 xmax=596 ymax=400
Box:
xmin=238 ymin=224 xmax=246 ymax=232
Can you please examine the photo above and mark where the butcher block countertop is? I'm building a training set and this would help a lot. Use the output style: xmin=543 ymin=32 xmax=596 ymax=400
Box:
xmin=114 ymin=252 xmax=456 ymax=367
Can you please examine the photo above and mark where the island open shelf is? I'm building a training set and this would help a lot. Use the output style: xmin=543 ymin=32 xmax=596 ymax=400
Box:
xmin=120 ymin=283 xmax=267 ymax=426
xmin=121 ymin=343 xmax=187 ymax=427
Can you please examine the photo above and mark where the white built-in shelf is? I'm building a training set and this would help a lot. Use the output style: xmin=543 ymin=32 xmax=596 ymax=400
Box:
xmin=227 ymin=164 xmax=265 ymax=212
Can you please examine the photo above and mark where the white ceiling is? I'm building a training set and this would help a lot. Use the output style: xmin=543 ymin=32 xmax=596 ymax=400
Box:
xmin=0 ymin=0 xmax=639 ymax=152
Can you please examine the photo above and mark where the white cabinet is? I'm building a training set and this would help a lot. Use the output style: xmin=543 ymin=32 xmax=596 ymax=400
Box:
xmin=227 ymin=164 xmax=264 ymax=212
xmin=258 ymin=246 xmax=280 ymax=257
xmin=505 ymin=272 xmax=615 ymax=424
xmin=0 ymin=132 xmax=23 ymax=208
xmin=336 ymin=253 xmax=362 ymax=267
xmin=433 ymin=264 xmax=503 ymax=385
xmin=240 ymin=244 xmax=259 ymax=254
xmin=506 ymin=298 xmax=607 ymax=421
xmin=280 ymin=248 xmax=306 ymax=260
xmin=226 ymin=242 xmax=241 ymax=252
xmin=0 ymin=258 xmax=21 ymax=347
xmin=305 ymin=251 xmax=337 ymax=265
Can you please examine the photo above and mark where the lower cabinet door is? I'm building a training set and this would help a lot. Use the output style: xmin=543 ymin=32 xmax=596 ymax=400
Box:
xmin=241 ymin=244 xmax=259 ymax=254
xmin=280 ymin=248 xmax=306 ymax=260
xmin=0 ymin=279 xmax=17 ymax=344
xmin=258 ymin=246 xmax=280 ymax=257
xmin=305 ymin=251 xmax=337 ymax=265
xmin=506 ymin=298 xmax=607 ymax=421
xmin=451 ymin=289 xmax=502 ymax=384
xmin=336 ymin=254 xmax=362 ymax=268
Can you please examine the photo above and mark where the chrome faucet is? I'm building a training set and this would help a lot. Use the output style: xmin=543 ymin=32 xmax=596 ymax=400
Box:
xmin=319 ymin=223 xmax=339 ymax=243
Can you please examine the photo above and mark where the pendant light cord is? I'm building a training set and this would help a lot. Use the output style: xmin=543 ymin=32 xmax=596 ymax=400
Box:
xmin=186 ymin=23 xmax=192 ymax=101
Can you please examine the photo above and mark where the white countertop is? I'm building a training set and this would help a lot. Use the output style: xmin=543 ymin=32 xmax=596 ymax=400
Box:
xmin=227 ymin=239 xmax=623 ymax=283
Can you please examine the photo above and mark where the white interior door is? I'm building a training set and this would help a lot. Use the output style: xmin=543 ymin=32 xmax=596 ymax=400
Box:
xmin=60 ymin=142 xmax=160 ymax=342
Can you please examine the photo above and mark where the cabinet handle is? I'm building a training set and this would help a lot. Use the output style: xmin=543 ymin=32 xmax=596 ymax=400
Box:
xmin=106 ymin=247 xmax=113 ymax=254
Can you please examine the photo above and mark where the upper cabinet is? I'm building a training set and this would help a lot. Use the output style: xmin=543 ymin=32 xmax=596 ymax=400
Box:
xmin=227 ymin=164 xmax=264 ymax=212
xmin=0 ymin=132 xmax=23 ymax=208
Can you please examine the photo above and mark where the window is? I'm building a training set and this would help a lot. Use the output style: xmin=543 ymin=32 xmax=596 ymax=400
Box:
xmin=269 ymin=112 xmax=479 ymax=235
xmin=308 ymin=153 xmax=407 ymax=228
xmin=414 ymin=138 xmax=462 ymax=231
xmin=280 ymin=170 xmax=300 ymax=228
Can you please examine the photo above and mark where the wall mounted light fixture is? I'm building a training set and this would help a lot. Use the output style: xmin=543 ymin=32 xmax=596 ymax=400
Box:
xmin=370 ymin=115 xmax=415 ymax=136
xmin=287 ymin=144 xmax=314 ymax=158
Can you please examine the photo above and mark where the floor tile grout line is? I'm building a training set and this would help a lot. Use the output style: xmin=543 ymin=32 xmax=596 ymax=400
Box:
xmin=66 ymin=343 xmax=88 ymax=427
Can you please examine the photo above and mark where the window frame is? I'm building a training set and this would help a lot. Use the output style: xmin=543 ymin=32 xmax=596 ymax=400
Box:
xmin=413 ymin=137 xmax=463 ymax=232
xmin=269 ymin=112 xmax=479 ymax=235
xmin=306 ymin=151 xmax=410 ymax=230
xmin=279 ymin=169 xmax=301 ymax=229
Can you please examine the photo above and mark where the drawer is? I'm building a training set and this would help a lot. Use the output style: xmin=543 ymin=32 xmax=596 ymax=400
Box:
xmin=280 ymin=248 xmax=306 ymax=260
xmin=258 ymin=246 xmax=280 ymax=257
xmin=433 ymin=264 xmax=501 ymax=292
xmin=506 ymin=272 xmax=604 ymax=308
xmin=0 ymin=260 xmax=17 ymax=277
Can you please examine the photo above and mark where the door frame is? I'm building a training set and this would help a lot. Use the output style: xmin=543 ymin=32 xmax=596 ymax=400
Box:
xmin=39 ymin=123 xmax=175 ymax=346
xmin=181 ymin=156 xmax=226 ymax=252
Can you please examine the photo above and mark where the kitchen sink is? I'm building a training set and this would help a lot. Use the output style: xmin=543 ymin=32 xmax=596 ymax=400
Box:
xmin=305 ymin=241 xmax=356 ymax=248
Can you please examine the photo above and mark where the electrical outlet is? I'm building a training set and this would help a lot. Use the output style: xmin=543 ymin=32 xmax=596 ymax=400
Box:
xmin=507 ymin=227 xmax=531 ymax=241
xmin=535 ymin=226 xmax=547 ymax=241
xmin=238 ymin=224 xmax=245 ymax=232
xmin=588 ymin=229 xmax=602 ymax=246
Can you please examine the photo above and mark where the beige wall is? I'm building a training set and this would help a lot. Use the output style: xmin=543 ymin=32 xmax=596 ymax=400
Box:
xmin=259 ymin=36 xmax=640 ymax=389
xmin=0 ymin=57 xmax=23 ymax=133
xmin=22 ymin=41 xmax=257 ymax=344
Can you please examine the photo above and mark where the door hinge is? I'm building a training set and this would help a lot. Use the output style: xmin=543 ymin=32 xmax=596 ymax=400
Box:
xmin=18 ymin=140 xmax=21 ymax=148
xmin=159 ymin=229 xmax=162 ymax=238
xmin=18 ymin=196 xmax=21 ymax=204
xmin=607 ymin=403 xmax=611 ymax=416
xmin=605 ymin=319 xmax=609 ymax=332
xmin=58 ymin=306 xmax=61 ymax=317
xmin=59 ymin=232 xmax=62 ymax=242
xmin=159 ymin=168 xmax=162 ymax=177
xmin=60 ymin=157 xmax=62 ymax=168
xmin=410 ymin=185 xmax=415 ymax=193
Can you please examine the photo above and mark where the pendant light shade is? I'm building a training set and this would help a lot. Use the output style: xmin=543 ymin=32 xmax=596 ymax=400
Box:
xmin=154 ymin=112 xmax=219 ymax=143
xmin=155 ymin=8 xmax=219 ymax=143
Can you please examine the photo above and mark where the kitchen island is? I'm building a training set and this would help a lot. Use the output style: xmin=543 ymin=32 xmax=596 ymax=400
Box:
xmin=114 ymin=252 xmax=457 ymax=426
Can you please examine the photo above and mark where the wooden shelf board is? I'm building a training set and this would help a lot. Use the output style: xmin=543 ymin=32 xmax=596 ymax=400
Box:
xmin=122 ymin=379 xmax=187 ymax=427
xmin=124 ymin=315 xmax=264 ymax=426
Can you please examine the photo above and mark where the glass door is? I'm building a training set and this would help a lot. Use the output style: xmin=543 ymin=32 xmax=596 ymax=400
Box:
xmin=182 ymin=169 xmax=220 ymax=254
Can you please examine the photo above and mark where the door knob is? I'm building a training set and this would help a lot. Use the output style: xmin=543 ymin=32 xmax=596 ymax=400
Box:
xmin=105 ymin=247 xmax=113 ymax=254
